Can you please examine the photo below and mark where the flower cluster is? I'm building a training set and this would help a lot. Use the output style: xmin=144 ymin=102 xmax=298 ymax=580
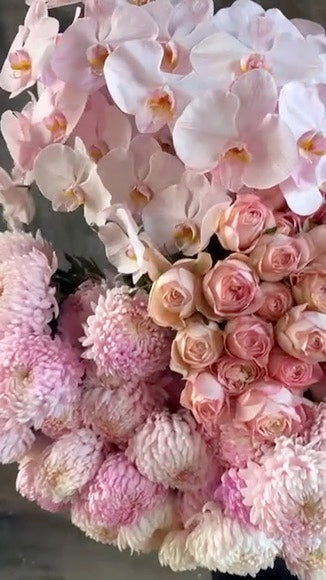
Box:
xmin=0 ymin=0 xmax=326 ymax=578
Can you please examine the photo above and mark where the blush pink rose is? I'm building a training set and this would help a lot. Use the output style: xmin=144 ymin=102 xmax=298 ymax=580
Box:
xmin=276 ymin=305 xmax=326 ymax=363
xmin=181 ymin=372 xmax=227 ymax=430
xmin=215 ymin=194 xmax=275 ymax=253
xmin=256 ymin=282 xmax=294 ymax=322
xmin=290 ymin=255 xmax=326 ymax=313
xmin=148 ymin=266 xmax=201 ymax=329
xmin=268 ymin=348 xmax=323 ymax=391
xmin=274 ymin=211 xmax=302 ymax=236
xmin=170 ymin=316 xmax=223 ymax=378
xmin=248 ymin=233 xmax=312 ymax=282
xmin=202 ymin=255 xmax=263 ymax=319
xmin=224 ymin=315 xmax=274 ymax=367
xmin=213 ymin=355 xmax=265 ymax=396
xmin=236 ymin=381 xmax=312 ymax=442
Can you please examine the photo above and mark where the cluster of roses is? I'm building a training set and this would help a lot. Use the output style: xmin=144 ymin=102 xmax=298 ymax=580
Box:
xmin=0 ymin=0 xmax=326 ymax=578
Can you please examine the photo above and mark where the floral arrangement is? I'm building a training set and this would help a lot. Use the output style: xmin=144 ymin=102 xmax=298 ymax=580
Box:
xmin=0 ymin=0 xmax=325 ymax=577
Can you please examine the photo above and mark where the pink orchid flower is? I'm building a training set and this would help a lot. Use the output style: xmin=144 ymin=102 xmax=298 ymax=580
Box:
xmin=98 ymin=204 xmax=148 ymax=282
xmin=104 ymin=39 xmax=206 ymax=133
xmin=0 ymin=167 xmax=35 ymax=229
xmin=278 ymin=82 xmax=326 ymax=215
xmin=191 ymin=18 xmax=322 ymax=90
xmin=1 ymin=83 xmax=87 ymax=172
xmin=173 ymin=68 xmax=298 ymax=191
xmin=70 ymin=92 xmax=132 ymax=162
xmin=142 ymin=0 xmax=214 ymax=74
xmin=50 ymin=2 xmax=158 ymax=94
xmin=0 ymin=0 xmax=59 ymax=97
xmin=33 ymin=138 xmax=111 ymax=225
xmin=280 ymin=158 xmax=326 ymax=217
xmin=97 ymin=135 xmax=184 ymax=218
xmin=26 ymin=0 xmax=81 ymax=6
xmin=142 ymin=170 xmax=229 ymax=256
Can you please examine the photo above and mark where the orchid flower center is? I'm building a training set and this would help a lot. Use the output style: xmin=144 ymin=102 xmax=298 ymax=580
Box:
xmin=129 ymin=184 xmax=153 ymax=209
xmin=86 ymin=44 xmax=109 ymax=76
xmin=130 ymin=0 xmax=154 ymax=5
xmin=174 ymin=222 xmax=199 ymax=248
xmin=63 ymin=185 xmax=85 ymax=210
xmin=9 ymin=50 xmax=32 ymax=74
xmin=240 ymin=53 xmax=269 ymax=73
xmin=45 ymin=111 xmax=68 ymax=141
xmin=298 ymin=130 xmax=326 ymax=158
xmin=223 ymin=146 xmax=251 ymax=163
xmin=161 ymin=42 xmax=178 ymax=72
xmin=89 ymin=141 xmax=110 ymax=163
xmin=125 ymin=245 xmax=137 ymax=260
xmin=147 ymin=89 xmax=175 ymax=118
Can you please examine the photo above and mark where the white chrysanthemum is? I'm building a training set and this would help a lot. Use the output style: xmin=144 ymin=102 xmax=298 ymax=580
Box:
xmin=117 ymin=493 xmax=178 ymax=553
xmin=186 ymin=505 xmax=280 ymax=575
xmin=36 ymin=429 xmax=104 ymax=503
xmin=159 ymin=529 xmax=197 ymax=572
xmin=0 ymin=420 xmax=35 ymax=464
xmin=71 ymin=492 xmax=118 ymax=546
xmin=127 ymin=410 xmax=211 ymax=490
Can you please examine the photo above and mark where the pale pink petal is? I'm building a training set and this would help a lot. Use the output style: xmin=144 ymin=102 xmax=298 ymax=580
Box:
xmin=269 ymin=34 xmax=322 ymax=85
xmin=243 ymin=115 xmax=298 ymax=189
xmin=168 ymin=0 xmax=214 ymax=40
xmin=213 ymin=0 xmax=264 ymax=38
xmin=316 ymin=157 xmax=326 ymax=188
xmin=97 ymin=148 xmax=135 ymax=205
xmin=278 ymin=82 xmax=325 ymax=141
xmin=0 ymin=168 xmax=35 ymax=228
xmin=108 ymin=3 xmax=158 ymax=45
xmin=231 ymin=69 xmax=277 ymax=136
xmin=104 ymin=40 xmax=163 ymax=114
xmin=81 ymin=166 xmax=112 ymax=225
xmin=51 ymin=18 xmax=106 ymax=93
xmin=190 ymin=31 xmax=249 ymax=85
xmin=128 ymin=135 xmax=161 ymax=182
xmin=173 ymin=90 xmax=239 ymax=171
xmin=281 ymin=177 xmax=324 ymax=216
xmin=24 ymin=0 xmax=48 ymax=26
xmin=145 ymin=150 xmax=184 ymax=193
xmin=291 ymin=18 xmax=325 ymax=38
xmin=34 ymin=143 xmax=78 ymax=203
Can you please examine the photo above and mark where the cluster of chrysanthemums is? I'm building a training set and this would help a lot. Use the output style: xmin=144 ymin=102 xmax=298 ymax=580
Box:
xmin=0 ymin=0 xmax=325 ymax=577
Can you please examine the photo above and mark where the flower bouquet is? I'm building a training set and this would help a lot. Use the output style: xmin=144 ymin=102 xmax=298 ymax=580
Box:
xmin=0 ymin=0 xmax=325 ymax=577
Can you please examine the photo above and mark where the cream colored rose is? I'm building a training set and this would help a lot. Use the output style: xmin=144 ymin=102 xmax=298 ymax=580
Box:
xmin=291 ymin=256 xmax=326 ymax=312
xmin=276 ymin=305 xmax=326 ymax=362
xmin=171 ymin=316 xmax=223 ymax=377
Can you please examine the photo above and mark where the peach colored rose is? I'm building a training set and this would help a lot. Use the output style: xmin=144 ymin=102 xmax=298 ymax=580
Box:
xmin=181 ymin=372 xmax=226 ymax=428
xmin=202 ymin=255 xmax=263 ymax=319
xmin=236 ymin=381 xmax=312 ymax=442
xmin=170 ymin=316 xmax=223 ymax=377
xmin=290 ymin=255 xmax=326 ymax=312
xmin=268 ymin=347 xmax=323 ymax=391
xmin=213 ymin=355 xmax=265 ymax=396
xmin=248 ymin=233 xmax=312 ymax=282
xmin=256 ymin=281 xmax=293 ymax=322
xmin=274 ymin=211 xmax=302 ymax=236
xmin=224 ymin=315 xmax=274 ymax=367
xmin=276 ymin=305 xmax=326 ymax=362
xmin=215 ymin=194 xmax=275 ymax=253
xmin=148 ymin=266 xmax=201 ymax=329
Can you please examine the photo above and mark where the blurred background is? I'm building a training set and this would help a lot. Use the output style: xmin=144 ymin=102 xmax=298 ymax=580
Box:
xmin=0 ymin=1 xmax=325 ymax=579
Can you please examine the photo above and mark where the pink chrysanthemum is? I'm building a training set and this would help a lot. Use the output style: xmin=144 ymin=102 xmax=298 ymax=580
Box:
xmin=82 ymin=287 xmax=172 ymax=380
xmin=218 ymin=421 xmax=271 ymax=468
xmin=40 ymin=397 xmax=82 ymax=440
xmin=71 ymin=491 xmax=118 ymax=545
xmin=35 ymin=429 xmax=104 ymax=503
xmin=0 ymin=249 xmax=58 ymax=335
xmin=87 ymin=452 xmax=168 ymax=528
xmin=186 ymin=505 xmax=279 ymax=575
xmin=307 ymin=402 xmax=326 ymax=451
xmin=240 ymin=438 xmax=325 ymax=546
xmin=0 ymin=419 xmax=34 ymax=463
xmin=179 ymin=469 xmax=222 ymax=526
xmin=16 ymin=437 xmax=66 ymax=513
xmin=0 ymin=230 xmax=57 ymax=272
xmin=215 ymin=468 xmax=251 ymax=526
xmin=283 ymin=540 xmax=326 ymax=580
xmin=0 ymin=332 xmax=84 ymax=428
xmin=80 ymin=374 xmax=163 ymax=445
xmin=58 ymin=279 xmax=106 ymax=348
xmin=127 ymin=410 xmax=211 ymax=490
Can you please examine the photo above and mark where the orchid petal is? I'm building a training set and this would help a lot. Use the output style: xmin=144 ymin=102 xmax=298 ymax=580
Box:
xmin=231 ymin=69 xmax=277 ymax=136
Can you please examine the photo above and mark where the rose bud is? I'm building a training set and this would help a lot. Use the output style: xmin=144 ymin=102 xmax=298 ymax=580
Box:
xmin=256 ymin=281 xmax=293 ymax=322
xmin=276 ymin=305 xmax=326 ymax=362
xmin=170 ymin=316 xmax=223 ymax=377
xmin=224 ymin=315 xmax=274 ymax=367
